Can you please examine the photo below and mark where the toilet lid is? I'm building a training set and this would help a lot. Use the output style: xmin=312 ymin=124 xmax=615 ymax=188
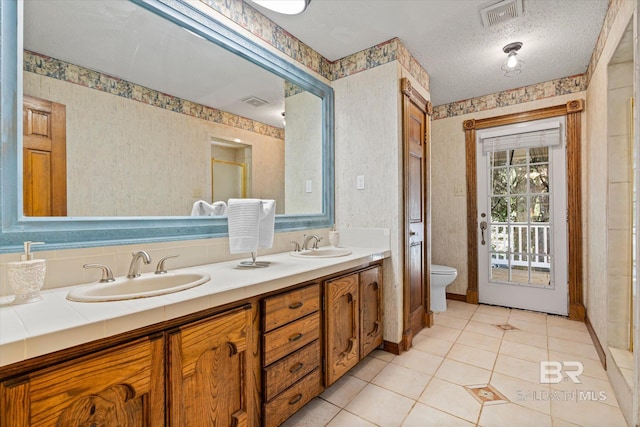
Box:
xmin=431 ymin=264 xmax=457 ymax=275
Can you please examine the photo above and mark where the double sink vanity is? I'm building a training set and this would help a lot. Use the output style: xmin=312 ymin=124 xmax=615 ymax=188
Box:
xmin=0 ymin=246 xmax=388 ymax=426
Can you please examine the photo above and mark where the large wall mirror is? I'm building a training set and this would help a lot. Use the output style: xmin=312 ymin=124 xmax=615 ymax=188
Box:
xmin=0 ymin=0 xmax=334 ymax=251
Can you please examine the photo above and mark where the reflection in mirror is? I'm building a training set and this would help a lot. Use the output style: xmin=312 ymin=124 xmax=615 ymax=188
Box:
xmin=22 ymin=0 xmax=322 ymax=217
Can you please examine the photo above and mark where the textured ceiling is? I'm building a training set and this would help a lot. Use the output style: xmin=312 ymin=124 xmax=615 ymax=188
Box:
xmin=251 ymin=0 xmax=610 ymax=105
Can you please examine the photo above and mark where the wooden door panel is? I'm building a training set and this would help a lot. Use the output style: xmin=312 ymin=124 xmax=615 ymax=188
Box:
xmin=360 ymin=267 xmax=383 ymax=358
xmin=0 ymin=336 xmax=164 ymax=426
xmin=22 ymin=95 xmax=66 ymax=216
xmin=169 ymin=305 xmax=253 ymax=427
xmin=324 ymin=274 xmax=359 ymax=386
xmin=402 ymin=78 xmax=432 ymax=348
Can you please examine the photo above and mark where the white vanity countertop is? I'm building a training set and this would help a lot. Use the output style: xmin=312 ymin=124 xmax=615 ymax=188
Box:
xmin=0 ymin=246 xmax=389 ymax=368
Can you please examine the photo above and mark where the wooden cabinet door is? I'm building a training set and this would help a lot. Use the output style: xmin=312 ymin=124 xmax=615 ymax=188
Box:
xmin=168 ymin=305 xmax=255 ymax=427
xmin=0 ymin=336 xmax=164 ymax=426
xmin=324 ymin=273 xmax=359 ymax=386
xmin=360 ymin=266 xmax=383 ymax=358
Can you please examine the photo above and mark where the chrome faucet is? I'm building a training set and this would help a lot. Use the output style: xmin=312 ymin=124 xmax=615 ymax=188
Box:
xmin=127 ymin=251 xmax=151 ymax=278
xmin=302 ymin=234 xmax=322 ymax=250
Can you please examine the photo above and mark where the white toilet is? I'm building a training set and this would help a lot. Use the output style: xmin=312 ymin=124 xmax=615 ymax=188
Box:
xmin=430 ymin=264 xmax=458 ymax=312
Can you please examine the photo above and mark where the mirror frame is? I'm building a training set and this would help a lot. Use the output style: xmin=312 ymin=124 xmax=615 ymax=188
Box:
xmin=0 ymin=0 xmax=334 ymax=252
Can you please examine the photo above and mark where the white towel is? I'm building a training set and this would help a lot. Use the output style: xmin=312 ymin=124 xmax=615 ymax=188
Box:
xmin=191 ymin=200 xmax=227 ymax=216
xmin=227 ymin=199 xmax=276 ymax=253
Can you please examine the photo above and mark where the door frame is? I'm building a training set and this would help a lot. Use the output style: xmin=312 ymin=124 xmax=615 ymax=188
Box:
xmin=463 ymin=99 xmax=586 ymax=320
xmin=401 ymin=78 xmax=433 ymax=352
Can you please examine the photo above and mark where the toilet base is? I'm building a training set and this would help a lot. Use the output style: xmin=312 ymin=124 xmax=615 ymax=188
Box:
xmin=431 ymin=284 xmax=447 ymax=312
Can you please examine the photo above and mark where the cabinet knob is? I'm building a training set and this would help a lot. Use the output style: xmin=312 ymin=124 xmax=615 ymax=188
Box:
xmin=288 ymin=301 xmax=303 ymax=310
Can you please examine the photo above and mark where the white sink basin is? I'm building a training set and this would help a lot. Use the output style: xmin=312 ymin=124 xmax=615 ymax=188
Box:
xmin=290 ymin=247 xmax=352 ymax=258
xmin=67 ymin=272 xmax=210 ymax=302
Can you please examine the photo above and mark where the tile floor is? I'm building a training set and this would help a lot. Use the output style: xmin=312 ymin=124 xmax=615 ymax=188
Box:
xmin=282 ymin=300 xmax=629 ymax=427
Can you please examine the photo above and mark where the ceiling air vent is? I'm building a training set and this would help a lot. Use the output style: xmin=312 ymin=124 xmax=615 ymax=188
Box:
xmin=241 ymin=96 xmax=269 ymax=107
xmin=480 ymin=0 xmax=523 ymax=27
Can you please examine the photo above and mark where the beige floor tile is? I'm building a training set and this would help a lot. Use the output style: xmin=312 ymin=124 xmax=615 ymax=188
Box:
xmin=411 ymin=334 xmax=455 ymax=357
xmin=325 ymin=410 xmax=376 ymax=427
xmin=464 ymin=320 xmax=505 ymax=339
xmin=471 ymin=311 xmax=510 ymax=325
xmin=369 ymin=349 xmax=396 ymax=362
xmin=281 ymin=398 xmax=340 ymax=427
xmin=447 ymin=342 xmax=498 ymax=370
xmin=551 ymin=397 xmax=628 ymax=427
xmin=434 ymin=313 xmax=469 ymax=329
xmin=457 ymin=330 xmax=502 ymax=353
xmin=509 ymin=308 xmax=548 ymax=323
xmin=348 ymin=356 xmax=388 ymax=382
xmin=550 ymin=373 xmax=619 ymax=408
xmin=493 ymin=354 xmax=543 ymax=384
xmin=502 ymin=330 xmax=548 ymax=349
xmin=551 ymin=418 xmax=581 ymax=427
xmin=320 ymin=374 xmax=367 ymax=408
xmin=548 ymin=350 xmax=607 ymax=381
xmin=499 ymin=339 xmax=549 ymax=363
xmin=418 ymin=378 xmax=482 ymax=423
xmin=490 ymin=372 xmax=551 ymax=415
xmin=547 ymin=337 xmax=599 ymax=361
xmin=418 ymin=324 xmax=462 ymax=342
xmin=508 ymin=318 xmax=548 ymax=335
xmin=391 ymin=347 xmax=444 ymax=375
xmin=477 ymin=304 xmax=511 ymax=317
xmin=547 ymin=325 xmax=592 ymax=345
xmin=546 ymin=316 xmax=588 ymax=332
xmin=401 ymin=402 xmax=475 ymax=427
xmin=447 ymin=300 xmax=478 ymax=311
xmin=479 ymin=402 xmax=552 ymax=427
xmin=435 ymin=358 xmax=492 ymax=386
xmin=345 ymin=384 xmax=414 ymax=427
xmin=372 ymin=362 xmax=431 ymax=399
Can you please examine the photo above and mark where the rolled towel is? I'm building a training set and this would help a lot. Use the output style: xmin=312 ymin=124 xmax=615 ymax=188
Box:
xmin=191 ymin=200 xmax=227 ymax=216
xmin=227 ymin=199 xmax=276 ymax=254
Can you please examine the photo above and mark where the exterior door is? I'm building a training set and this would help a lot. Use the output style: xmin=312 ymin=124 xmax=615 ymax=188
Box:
xmin=22 ymin=95 xmax=67 ymax=216
xmin=401 ymin=78 xmax=432 ymax=349
xmin=476 ymin=117 xmax=568 ymax=315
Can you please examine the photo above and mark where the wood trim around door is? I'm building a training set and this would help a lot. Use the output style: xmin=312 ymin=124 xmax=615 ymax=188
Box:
xmin=463 ymin=100 xmax=585 ymax=321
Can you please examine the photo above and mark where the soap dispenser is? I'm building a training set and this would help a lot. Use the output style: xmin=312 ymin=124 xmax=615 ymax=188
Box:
xmin=8 ymin=241 xmax=46 ymax=304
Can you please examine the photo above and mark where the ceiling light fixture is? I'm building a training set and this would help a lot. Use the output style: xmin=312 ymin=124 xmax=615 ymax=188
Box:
xmin=501 ymin=41 xmax=524 ymax=77
xmin=251 ymin=0 xmax=311 ymax=15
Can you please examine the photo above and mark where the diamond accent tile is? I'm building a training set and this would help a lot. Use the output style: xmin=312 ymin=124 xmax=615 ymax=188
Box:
xmin=494 ymin=323 xmax=520 ymax=331
xmin=465 ymin=384 xmax=509 ymax=405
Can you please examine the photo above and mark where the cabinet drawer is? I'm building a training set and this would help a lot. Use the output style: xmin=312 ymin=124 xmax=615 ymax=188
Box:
xmin=263 ymin=312 xmax=320 ymax=366
xmin=264 ymin=340 xmax=320 ymax=402
xmin=263 ymin=368 xmax=323 ymax=427
xmin=263 ymin=283 xmax=320 ymax=332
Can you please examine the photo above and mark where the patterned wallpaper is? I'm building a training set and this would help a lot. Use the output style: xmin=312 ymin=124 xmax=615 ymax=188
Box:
xmin=24 ymin=51 xmax=285 ymax=140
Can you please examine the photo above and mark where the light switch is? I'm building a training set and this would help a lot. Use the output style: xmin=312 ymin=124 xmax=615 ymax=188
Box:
xmin=305 ymin=180 xmax=313 ymax=193
xmin=356 ymin=175 xmax=365 ymax=190
xmin=454 ymin=183 xmax=465 ymax=196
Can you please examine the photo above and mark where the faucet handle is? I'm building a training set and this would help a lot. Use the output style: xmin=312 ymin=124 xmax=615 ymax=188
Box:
xmin=84 ymin=263 xmax=115 ymax=283
xmin=290 ymin=241 xmax=301 ymax=252
xmin=155 ymin=255 xmax=179 ymax=274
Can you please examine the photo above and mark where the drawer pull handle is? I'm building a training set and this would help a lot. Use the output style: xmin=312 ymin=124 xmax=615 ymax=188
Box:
xmin=289 ymin=301 xmax=303 ymax=310
xmin=289 ymin=393 xmax=303 ymax=405
xmin=289 ymin=362 xmax=304 ymax=373
xmin=289 ymin=333 xmax=303 ymax=342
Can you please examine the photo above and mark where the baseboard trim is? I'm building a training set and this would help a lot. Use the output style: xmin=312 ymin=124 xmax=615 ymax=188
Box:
xmin=585 ymin=313 xmax=606 ymax=370
xmin=446 ymin=293 xmax=467 ymax=302
xmin=383 ymin=340 xmax=403 ymax=355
